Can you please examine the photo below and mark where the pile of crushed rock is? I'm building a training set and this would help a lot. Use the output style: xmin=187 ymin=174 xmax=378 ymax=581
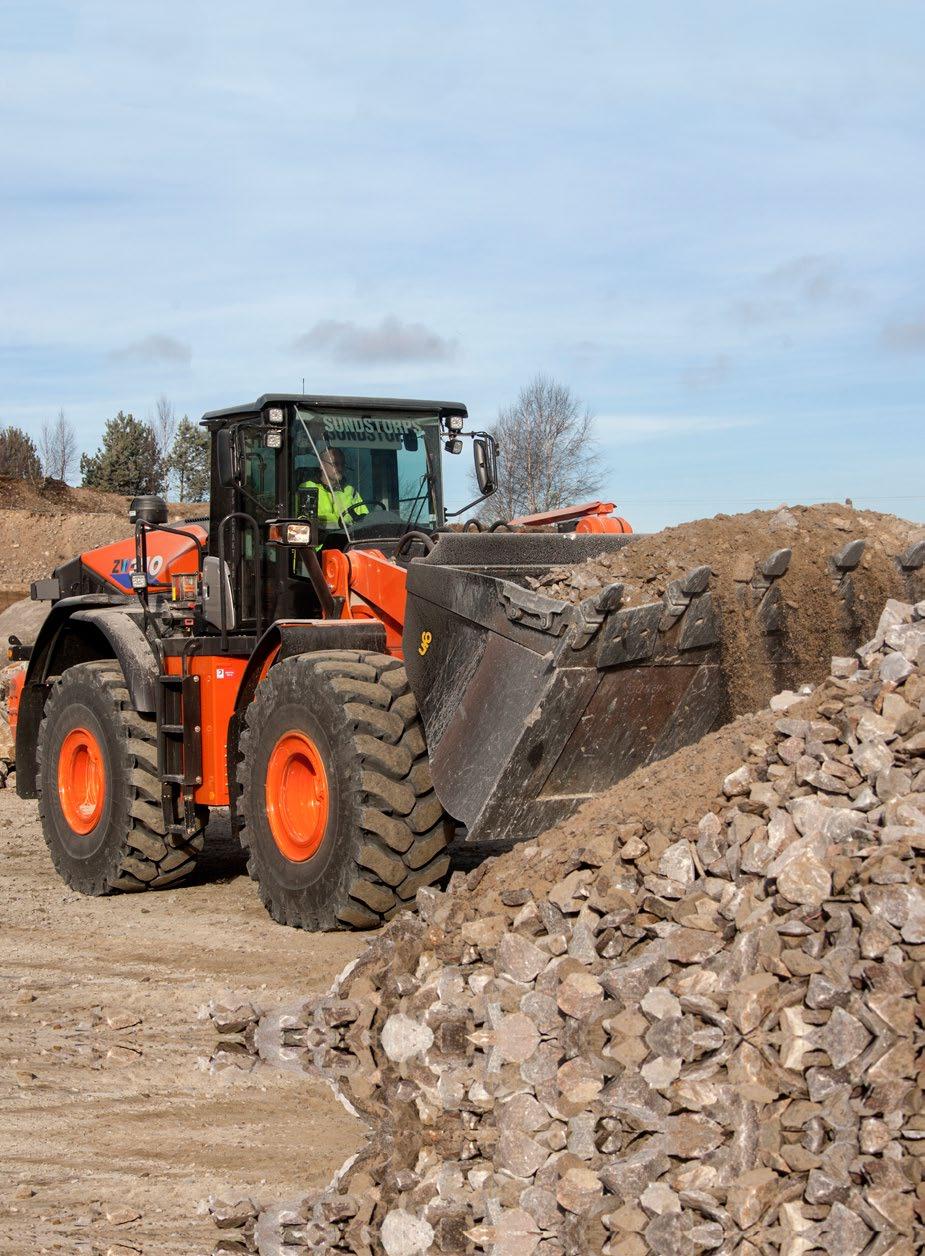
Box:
xmin=207 ymin=596 xmax=924 ymax=1254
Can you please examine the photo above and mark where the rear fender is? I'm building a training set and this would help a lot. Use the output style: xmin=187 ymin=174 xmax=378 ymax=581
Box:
xmin=15 ymin=601 xmax=157 ymax=798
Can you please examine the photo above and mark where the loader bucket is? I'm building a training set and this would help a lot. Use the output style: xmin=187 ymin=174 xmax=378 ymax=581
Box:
xmin=403 ymin=532 xmax=724 ymax=844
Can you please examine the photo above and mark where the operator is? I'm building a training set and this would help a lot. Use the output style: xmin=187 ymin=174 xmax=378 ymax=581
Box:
xmin=298 ymin=446 xmax=369 ymax=530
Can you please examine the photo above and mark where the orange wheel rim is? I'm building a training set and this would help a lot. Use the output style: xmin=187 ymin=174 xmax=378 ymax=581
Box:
xmin=58 ymin=727 xmax=106 ymax=835
xmin=265 ymin=730 xmax=329 ymax=862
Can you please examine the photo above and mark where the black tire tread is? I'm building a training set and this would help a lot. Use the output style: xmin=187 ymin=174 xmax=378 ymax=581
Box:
xmin=37 ymin=660 xmax=204 ymax=894
xmin=237 ymin=649 xmax=450 ymax=930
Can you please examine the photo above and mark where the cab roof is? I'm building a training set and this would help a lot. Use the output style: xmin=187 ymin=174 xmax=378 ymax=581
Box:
xmin=201 ymin=393 xmax=468 ymax=428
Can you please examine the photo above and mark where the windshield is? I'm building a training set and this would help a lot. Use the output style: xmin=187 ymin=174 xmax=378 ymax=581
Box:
xmin=292 ymin=408 xmax=439 ymax=539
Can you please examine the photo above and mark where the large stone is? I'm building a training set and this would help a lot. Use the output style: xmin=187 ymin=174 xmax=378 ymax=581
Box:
xmin=381 ymin=1014 xmax=434 ymax=1063
xmin=658 ymin=839 xmax=696 ymax=885
xmin=557 ymin=970 xmax=603 ymax=1020
xmin=817 ymin=1006 xmax=870 ymax=1068
xmin=557 ymin=1166 xmax=602 ymax=1214
xmin=725 ymin=1169 xmax=778 ymax=1230
xmin=498 ymin=933 xmax=548 ymax=984
xmin=498 ymin=1130 xmax=548 ymax=1179
xmin=879 ymin=651 xmax=913 ymax=684
xmin=494 ymin=1013 xmax=541 ymax=1064
xmin=852 ymin=739 xmax=893 ymax=777
xmin=768 ymin=836 xmax=831 ymax=906
xmin=380 ymin=1210 xmax=435 ymax=1256
xmin=722 ymin=765 xmax=752 ymax=797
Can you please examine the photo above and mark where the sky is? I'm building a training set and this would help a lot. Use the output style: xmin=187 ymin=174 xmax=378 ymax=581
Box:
xmin=0 ymin=1 xmax=922 ymax=530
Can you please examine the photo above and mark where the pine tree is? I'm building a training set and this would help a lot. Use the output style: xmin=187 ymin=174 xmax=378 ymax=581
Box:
xmin=169 ymin=415 xmax=210 ymax=501
xmin=80 ymin=411 xmax=163 ymax=495
xmin=0 ymin=426 xmax=42 ymax=480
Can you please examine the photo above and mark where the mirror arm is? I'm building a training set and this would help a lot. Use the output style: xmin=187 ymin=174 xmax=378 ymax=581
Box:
xmin=445 ymin=489 xmax=495 ymax=519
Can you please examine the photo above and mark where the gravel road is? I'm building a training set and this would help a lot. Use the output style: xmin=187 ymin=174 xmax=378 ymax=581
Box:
xmin=0 ymin=789 xmax=365 ymax=1255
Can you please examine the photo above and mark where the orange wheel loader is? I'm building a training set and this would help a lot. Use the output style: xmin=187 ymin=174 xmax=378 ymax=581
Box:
xmin=10 ymin=393 xmax=737 ymax=930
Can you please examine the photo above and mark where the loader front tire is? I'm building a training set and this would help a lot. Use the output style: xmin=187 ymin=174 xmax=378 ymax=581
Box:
xmin=238 ymin=650 xmax=451 ymax=930
xmin=36 ymin=661 xmax=204 ymax=894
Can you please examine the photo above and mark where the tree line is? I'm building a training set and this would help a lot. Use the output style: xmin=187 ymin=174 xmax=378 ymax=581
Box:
xmin=0 ymin=396 xmax=210 ymax=501
xmin=0 ymin=374 xmax=605 ymax=515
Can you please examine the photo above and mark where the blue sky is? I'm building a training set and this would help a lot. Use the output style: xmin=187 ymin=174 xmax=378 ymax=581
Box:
xmin=0 ymin=1 xmax=922 ymax=529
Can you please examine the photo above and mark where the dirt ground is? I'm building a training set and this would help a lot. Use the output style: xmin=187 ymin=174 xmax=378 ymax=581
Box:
xmin=0 ymin=788 xmax=365 ymax=1256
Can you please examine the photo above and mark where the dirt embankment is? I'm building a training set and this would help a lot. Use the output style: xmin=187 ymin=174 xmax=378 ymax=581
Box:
xmin=0 ymin=478 xmax=206 ymax=591
xmin=530 ymin=503 xmax=924 ymax=716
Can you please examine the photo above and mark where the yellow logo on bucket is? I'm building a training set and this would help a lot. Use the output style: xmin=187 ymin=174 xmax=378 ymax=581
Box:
xmin=418 ymin=630 xmax=432 ymax=656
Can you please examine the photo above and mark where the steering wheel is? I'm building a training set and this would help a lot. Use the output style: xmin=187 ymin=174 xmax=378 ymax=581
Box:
xmin=394 ymin=530 xmax=436 ymax=559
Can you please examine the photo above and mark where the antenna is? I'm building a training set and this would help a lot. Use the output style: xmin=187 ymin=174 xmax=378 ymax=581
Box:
xmin=302 ymin=376 xmax=305 ymax=394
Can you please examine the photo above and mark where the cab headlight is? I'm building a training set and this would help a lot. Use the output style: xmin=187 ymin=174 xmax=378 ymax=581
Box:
xmin=269 ymin=521 xmax=314 ymax=545
xmin=284 ymin=522 xmax=313 ymax=545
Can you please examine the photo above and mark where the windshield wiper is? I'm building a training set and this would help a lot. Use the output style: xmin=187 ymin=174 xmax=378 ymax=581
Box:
xmin=402 ymin=473 xmax=433 ymax=533
xmin=400 ymin=434 xmax=437 ymax=535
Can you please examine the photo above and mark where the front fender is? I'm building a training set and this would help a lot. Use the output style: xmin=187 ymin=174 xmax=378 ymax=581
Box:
xmin=15 ymin=601 xmax=158 ymax=798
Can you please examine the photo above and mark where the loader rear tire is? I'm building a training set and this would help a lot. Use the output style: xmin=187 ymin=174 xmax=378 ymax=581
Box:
xmin=36 ymin=660 xmax=204 ymax=894
xmin=237 ymin=650 xmax=451 ymax=931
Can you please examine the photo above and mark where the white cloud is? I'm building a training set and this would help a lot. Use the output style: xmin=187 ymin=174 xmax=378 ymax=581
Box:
xmin=731 ymin=255 xmax=866 ymax=328
xmin=108 ymin=334 xmax=192 ymax=367
xmin=882 ymin=317 xmax=925 ymax=354
xmin=293 ymin=317 xmax=458 ymax=365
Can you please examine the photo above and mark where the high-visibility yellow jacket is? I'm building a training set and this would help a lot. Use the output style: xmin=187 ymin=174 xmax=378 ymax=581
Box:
xmin=298 ymin=479 xmax=369 ymax=528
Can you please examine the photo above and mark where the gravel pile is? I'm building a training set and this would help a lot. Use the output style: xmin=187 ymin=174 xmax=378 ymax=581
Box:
xmin=209 ymin=596 xmax=924 ymax=1255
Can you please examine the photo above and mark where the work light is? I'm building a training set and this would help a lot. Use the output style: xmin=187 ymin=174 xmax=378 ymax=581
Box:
xmin=270 ymin=521 xmax=313 ymax=546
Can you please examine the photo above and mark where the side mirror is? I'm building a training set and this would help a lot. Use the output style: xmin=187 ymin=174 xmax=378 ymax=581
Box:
xmin=216 ymin=428 xmax=237 ymax=488
xmin=473 ymin=434 xmax=498 ymax=496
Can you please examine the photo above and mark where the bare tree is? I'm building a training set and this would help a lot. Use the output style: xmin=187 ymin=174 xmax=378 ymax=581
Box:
xmin=473 ymin=375 xmax=605 ymax=521
xmin=150 ymin=395 xmax=177 ymax=493
xmin=39 ymin=409 xmax=78 ymax=482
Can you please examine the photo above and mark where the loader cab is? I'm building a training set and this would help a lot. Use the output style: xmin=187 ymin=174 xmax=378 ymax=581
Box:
xmin=202 ymin=393 xmax=465 ymax=631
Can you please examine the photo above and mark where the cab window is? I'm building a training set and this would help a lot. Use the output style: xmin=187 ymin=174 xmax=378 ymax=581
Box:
xmin=240 ymin=429 xmax=278 ymax=516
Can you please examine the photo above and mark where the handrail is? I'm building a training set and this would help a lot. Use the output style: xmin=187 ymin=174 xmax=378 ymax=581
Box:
xmin=134 ymin=520 xmax=208 ymax=631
